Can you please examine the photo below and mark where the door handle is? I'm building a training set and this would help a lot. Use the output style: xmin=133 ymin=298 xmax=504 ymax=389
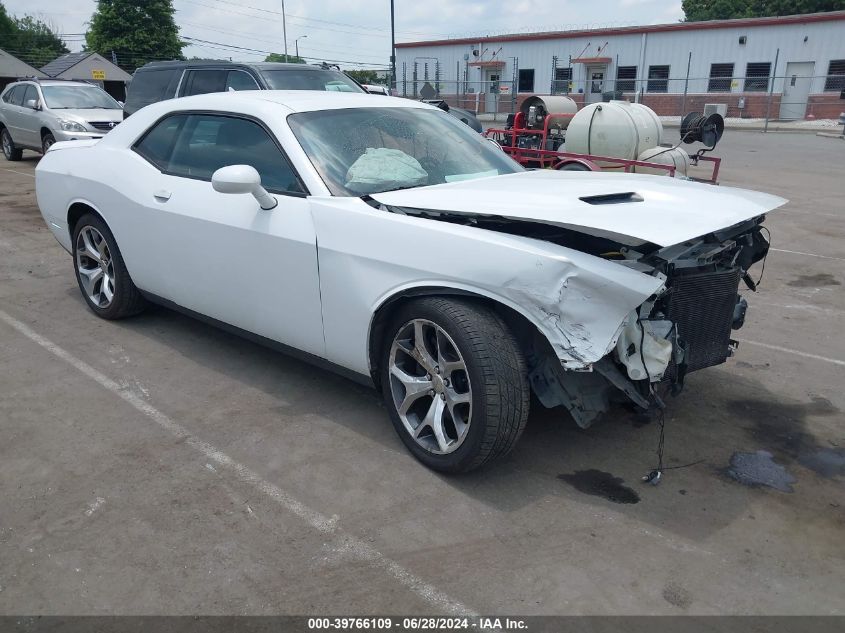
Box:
xmin=153 ymin=189 xmax=171 ymax=202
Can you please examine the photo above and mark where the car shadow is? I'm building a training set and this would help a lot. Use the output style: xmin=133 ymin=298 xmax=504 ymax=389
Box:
xmin=96 ymin=296 xmax=843 ymax=543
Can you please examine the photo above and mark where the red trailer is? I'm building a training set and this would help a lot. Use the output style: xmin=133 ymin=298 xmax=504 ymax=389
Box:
xmin=483 ymin=106 xmax=723 ymax=184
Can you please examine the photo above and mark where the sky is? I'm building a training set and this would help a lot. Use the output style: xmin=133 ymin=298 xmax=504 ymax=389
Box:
xmin=3 ymin=0 xmax=685 ymax=68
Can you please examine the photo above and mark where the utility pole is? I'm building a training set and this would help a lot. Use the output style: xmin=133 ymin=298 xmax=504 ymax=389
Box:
xmin=281 ymin=0 xmax=288 ymax=62
xmin=390 ymin=0 xmax=396 ymax=90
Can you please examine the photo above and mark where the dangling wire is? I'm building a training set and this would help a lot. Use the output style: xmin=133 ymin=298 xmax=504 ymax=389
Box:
xmin=756 ymin=226 xmax=772 ymax=288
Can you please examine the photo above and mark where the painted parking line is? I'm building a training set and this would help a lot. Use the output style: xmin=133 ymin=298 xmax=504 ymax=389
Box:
xmin=0 ymin=308 xmax=476 ymax=616
xmin=739 ymin=339 xmax=845 ymax=368
xmin=0 ymin=167 xmax=35 ymax=178
xmin=770 ymin=248 xmax=845 ymax=262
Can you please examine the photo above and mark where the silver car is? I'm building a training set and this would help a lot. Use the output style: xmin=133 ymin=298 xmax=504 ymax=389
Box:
xmin=0 ymin=79 xmax=123 ymax=160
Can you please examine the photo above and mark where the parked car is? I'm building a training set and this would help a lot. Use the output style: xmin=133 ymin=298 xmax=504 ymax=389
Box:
xmin=35 ymin=91 xmax=784 ymax=472
xmin=124 ymin=60 xmax=484 ymax=131
xmin=362 ymin=83 xmax=391 ymax=96
xmin=0 ymin=79 xmax=123 ymax=159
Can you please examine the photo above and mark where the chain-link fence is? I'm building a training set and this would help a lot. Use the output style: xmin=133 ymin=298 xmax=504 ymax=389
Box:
xmin=397 ymin=72 xmax=845 ymax=128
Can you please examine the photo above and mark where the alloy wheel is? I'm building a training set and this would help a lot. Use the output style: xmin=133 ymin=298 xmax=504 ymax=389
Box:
xmin=2 ymin=132 xmax=10 ymax=159
xmin=42 ymin=135 xmax=55 ymax=153
xmin=388 ymin=319 xmax=472 ymax=454
xmin=75 ymin=226 xmax=115 ymax=308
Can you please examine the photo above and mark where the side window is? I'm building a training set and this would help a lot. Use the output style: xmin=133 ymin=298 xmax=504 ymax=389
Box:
xmin=8 ymin=85 xmax=25 ymax=106
xmin=21 ymin=85 xmax=38 ymax=107
xmin=183 ymin=70 xmax=228 ymax=96
xmin=1 ymin=87 xmax=13 ymax=103
xmin=126 ymin=69 xmax=179 ymax=111
xmin=134 ymin=114 xmax=189 ymax=170
xmin=226 ymin=70 xmax=259 ymax=91
xmin=138 ymin=113 xmax=304 ymax=194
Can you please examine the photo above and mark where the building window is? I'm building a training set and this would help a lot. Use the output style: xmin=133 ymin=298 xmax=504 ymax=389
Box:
xmin=647 ymin=65 xmax=670 ymax=93
xmin=708 ymin=63 xmax=734 ymax=92
xmin=552 ymin=67 xmax=572 ymax=94
xmin=744 ymin=62 xmax=771 ymax=92
xmin=824 ymin=59 xmax=845 ymax=91
xmin=518 ymin=69 xmax=534 ymax=92
xmin=616 ymin=66 xmax=637 ymax=92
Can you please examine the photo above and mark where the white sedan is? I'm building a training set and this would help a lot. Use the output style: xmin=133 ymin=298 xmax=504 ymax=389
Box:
xmin=35 ymin=91 xmax=785 ymax=472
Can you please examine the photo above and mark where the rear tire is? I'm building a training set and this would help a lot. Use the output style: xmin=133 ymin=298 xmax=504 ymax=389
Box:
xmin=381 ymin=297 xmax=529 ymax=473
xmin=72 ymin=213 xmax=146 ymax=319
xmin=1 ymin=129 xmax=22 ymax=161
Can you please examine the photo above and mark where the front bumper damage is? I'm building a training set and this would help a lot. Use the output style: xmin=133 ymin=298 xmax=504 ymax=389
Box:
xmin=529 ymin=218 xmax=769 ymax=427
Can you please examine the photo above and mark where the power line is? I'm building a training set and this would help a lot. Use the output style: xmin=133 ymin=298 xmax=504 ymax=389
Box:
xmin=181 ymin=36 xmax=386 ymax=66
xmin=176 ymin=0 xmax=448 ymax=39
xmin=179 ymin=20 xmax=388 ymax=60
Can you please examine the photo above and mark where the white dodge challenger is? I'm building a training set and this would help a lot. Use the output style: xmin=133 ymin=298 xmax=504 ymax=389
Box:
xmin=35 ymin=91 xmax=785 ymax=472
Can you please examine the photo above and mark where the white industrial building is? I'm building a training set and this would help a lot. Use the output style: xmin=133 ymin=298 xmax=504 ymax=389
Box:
xmin=395 ymin=11 xmax=845 ymax=119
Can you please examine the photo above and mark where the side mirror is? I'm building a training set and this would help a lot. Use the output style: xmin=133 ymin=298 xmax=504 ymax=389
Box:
xmin=25 ymin=99 xmax=40 ymax=110
xmin=212 ymin=165 xmax=277 ymax=210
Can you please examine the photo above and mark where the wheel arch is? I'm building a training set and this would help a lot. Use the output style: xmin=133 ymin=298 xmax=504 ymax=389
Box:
xmin=67 ymin=199 xmax=112 ymax=242
xmin=40 ymin=127 xmax=53 ymax=140
xmin=367 ymin=284 xmax=554 ymax=390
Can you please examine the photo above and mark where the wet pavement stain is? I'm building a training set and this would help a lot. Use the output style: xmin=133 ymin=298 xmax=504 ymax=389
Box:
xmin=727 ymin=450 xmax=796 ymax=492
xmin=729 ymin=396 xmax=840 ymax=476
xmin=787 ymin=273 xmax=841 ymax=287
xmin=662 ymin=582 xmax=693 ymax=609
xmin=798 ymin=448 xmax=845 ymax=479
xmin=558 ymin=469 xmax=640 ymax=504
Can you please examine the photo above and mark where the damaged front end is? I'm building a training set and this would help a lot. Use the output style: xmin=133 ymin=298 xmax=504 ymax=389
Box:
xmin=528 ymin=217 xmax=769 ymax=427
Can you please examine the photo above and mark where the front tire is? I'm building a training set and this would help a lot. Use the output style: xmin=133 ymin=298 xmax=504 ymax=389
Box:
xmin=42 ymin=133 xmax=56 ymax=154
xmin=1 ymin=129 xmax=22 ymax=161
xmin=72 ymin=213 xmax=145 ymax=319
xmin=381 ymin=298 xmax=529 ymax=473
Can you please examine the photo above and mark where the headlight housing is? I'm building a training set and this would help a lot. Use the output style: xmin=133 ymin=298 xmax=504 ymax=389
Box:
xmin=58 ymin=119 xmax=88 ymax=133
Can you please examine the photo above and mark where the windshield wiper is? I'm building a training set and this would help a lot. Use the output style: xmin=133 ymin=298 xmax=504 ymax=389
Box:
xmin=376 ymin=184 xmax=422 ymax=193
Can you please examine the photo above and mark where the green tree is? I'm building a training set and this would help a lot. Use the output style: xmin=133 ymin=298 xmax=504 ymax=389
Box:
xmin=0 ymin=3 xmax=15 ymax=40
xmin=86 ymin=0 xmax=184 ymax=71
xmin=12 ymin=15 xmax=69 ymax=66
xmin=683 ymin=0 xmax=845 ymax=21
xmin=264 ymin=53 xmax=306 ymax=63
xmin=0 ymin=1 xmax=68 ymax=67
xmin=345 ymin=69 xmax=380 ymax=84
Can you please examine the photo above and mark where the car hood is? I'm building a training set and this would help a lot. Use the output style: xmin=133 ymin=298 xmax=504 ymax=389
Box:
xmin=52 ymin=108 xmax=123 ymax=123
xmin=370 ymin=170 xmax=787 ymax=247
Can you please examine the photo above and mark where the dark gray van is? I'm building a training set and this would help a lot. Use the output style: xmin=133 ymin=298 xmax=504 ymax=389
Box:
xmin=123 ymin=61 xmax=364 ymax=117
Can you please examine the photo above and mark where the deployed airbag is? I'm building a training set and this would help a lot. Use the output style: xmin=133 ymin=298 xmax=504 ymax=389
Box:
xmin=345 ymin=148 xmax=428 ymax=194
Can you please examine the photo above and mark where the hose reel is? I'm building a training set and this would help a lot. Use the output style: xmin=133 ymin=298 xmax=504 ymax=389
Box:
xmin=680 ymin=112 xmax=725 ymax=149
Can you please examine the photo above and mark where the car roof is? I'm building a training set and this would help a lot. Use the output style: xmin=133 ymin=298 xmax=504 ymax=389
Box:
xmin=160 ymin=89 xmax=435 ymax=114
xmin=137 ymin=60 xmax=336 ymax=72
xmin=5 ymin=79 xmax=98 ymax=89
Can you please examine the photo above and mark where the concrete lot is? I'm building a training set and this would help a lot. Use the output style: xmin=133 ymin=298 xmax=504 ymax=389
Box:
xmin=0 ymin=132 xmax=843 ymax=616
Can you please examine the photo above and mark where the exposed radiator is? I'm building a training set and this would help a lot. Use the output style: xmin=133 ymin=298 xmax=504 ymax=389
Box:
xmin=667 ymin=267 xmax=741 ymax=373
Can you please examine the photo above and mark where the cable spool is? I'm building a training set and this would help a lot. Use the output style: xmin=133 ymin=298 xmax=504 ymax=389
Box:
xmin=680 ymin=112 xmax=725 ymax=148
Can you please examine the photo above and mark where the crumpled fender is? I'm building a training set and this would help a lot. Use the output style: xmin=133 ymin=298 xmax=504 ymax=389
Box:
xmin=495 ymin=256 xmax=664 ymax=368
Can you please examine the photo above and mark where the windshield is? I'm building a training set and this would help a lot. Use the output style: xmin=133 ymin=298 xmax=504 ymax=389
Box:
xmin=41 ymin=85 xmax=121 ymax=109
xmin=261 ymin=69 xmax=363 ymax=93
xmin=288 ymin=107 xmax=522 ymax=196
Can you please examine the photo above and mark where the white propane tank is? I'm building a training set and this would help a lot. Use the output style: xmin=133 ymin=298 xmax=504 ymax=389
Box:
xmin=636 ymin=145 xmax=691 ymax=177
xmin=566 ymin=100 xmax=664 ymax=160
